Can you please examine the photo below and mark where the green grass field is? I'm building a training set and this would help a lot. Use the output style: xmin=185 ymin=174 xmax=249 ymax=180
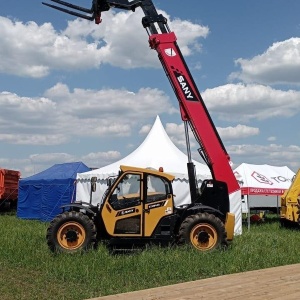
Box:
xmin=1 ymin=211 xmax=300 ymax=300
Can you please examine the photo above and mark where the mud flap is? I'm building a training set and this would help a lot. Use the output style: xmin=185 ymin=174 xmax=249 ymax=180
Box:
xmin=225 ymin=212 xmax=235 ymax=241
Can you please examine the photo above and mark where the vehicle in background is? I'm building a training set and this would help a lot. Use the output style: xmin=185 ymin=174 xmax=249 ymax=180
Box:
xmin=0 ymin=168 xmax=21 ymax=210
xmin=280 ymin=169 xmax=300 ymax=227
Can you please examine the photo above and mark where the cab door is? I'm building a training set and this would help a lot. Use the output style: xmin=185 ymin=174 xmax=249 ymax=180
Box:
xmin=143 ymin=174 xmax=174 ymax=236
xmin=101 ymin=172 xmax=174 ymax=238
xmin=101 ymin=172 xmax=144 ymax=236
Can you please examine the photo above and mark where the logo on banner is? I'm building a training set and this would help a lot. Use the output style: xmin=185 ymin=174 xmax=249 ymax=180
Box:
xmin=251 ymin=171 xmax=273 ymax=185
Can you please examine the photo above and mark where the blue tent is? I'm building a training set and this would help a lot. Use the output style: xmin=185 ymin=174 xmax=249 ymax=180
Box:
xmin=17 ymin=162 xmax=90 ymax=221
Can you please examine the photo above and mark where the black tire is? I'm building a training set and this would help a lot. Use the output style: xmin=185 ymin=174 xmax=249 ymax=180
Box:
xmin=46 ymin=211 xmax=97 ymax=253
xmin=280 ymin=218 xmax=288 ymax=228
xmin=178 ymin=212 xmax=227 ymax=251
xmin=280 ymin=218 xmax=299 ymax=229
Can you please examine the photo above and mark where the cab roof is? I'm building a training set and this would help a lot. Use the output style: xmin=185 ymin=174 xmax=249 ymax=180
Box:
xmin=120 ymin=165 xmax=175 ymax=181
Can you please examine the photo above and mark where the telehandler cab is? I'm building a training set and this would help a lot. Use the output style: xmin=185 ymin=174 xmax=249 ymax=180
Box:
xmin=42 ymin=0 xmax=241 ymax=253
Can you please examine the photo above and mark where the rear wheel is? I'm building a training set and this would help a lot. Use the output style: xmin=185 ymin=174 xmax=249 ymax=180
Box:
xmin=178 ymin=212 xmax=227 ymax=251
xmin=46 ymin=211 xmax=97 ymax=253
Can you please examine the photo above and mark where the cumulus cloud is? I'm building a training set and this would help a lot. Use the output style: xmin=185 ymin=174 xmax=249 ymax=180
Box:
xmin=230 ymin=38 xmax=300 ymax=85
xmin=0 ymin=84 xmax=175 ymax=145
xmin=267 ymin=136 xmax=277 ymax=142
xmin=0 ymin=11 xmax=208 ymax=77
xmin=82 ymin=151 xmax=121 ymax=161
xmin=151 ymin=121 xmax=259 ymax=152
xmin=139 ymin=124 xmax=152 ymax=135
xmin=0 ymin=134 xmax=68 ymax=145
xmin=217 ymin=125 xmax=259 ymax=140
xmin=0 ymin=17 xmax=102 ymax=77
xmin=29 ymin=152 xmax=75 ymax=164
xmin=202 ymin=83 xmax=300 ymax=122
xmin=228 ymin=144 xmax=300 ymax=171
xmin=169 ymin=18 xmax=209 ymax=55
xmin=45 ymin=83 xmax=176 ymax=119
xmin=165 ymin=122 xmax=188 ymax=148
xmin=81 ymin=151 xmax=121 ymax=168
xmin=0 ymin=150 xmax=124 ymax=178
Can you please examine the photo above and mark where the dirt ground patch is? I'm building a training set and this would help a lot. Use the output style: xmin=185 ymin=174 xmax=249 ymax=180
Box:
xmin=88 ymin=263 xmax=300 ymax=300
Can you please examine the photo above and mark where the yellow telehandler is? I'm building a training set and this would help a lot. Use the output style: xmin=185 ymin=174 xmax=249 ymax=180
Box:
xmin=280 ymin=169 xmax=300 ymax=227
xmin=46 ymin=165 xmax=235 ymax=253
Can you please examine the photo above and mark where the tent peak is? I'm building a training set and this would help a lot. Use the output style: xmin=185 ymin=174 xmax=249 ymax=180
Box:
xmin=77 ymin=116 xmax=211 ymax=178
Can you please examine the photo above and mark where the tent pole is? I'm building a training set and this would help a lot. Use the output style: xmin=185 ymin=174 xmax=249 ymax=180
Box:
xmin=247 ymin=195 xmax=250 ymax=231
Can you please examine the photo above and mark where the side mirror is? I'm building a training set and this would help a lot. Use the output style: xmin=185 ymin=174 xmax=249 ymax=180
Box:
xmin=107 ymin=178 xmax=113 ymax=187
xmin=91 ymin=176 xmax=97 ymax=192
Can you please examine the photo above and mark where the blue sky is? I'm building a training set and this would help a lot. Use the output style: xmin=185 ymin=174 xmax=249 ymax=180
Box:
xmin=0 ymin=0 xmax=299 ymax=177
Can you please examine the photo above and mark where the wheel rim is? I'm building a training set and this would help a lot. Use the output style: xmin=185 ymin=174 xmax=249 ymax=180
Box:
xmin=57 ymin=221 xmax=86 ymax=250
xmin=190 ymin=223 xmax=218 ymax=251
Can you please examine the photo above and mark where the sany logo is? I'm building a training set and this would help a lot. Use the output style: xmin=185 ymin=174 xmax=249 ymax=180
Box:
xmin=174 ymin=72 xmax=197 ymax=101
xmin=164 ymin=48 xmax=177 ymax=57
xmin=251 ymin=171 xmax=273 ymax=185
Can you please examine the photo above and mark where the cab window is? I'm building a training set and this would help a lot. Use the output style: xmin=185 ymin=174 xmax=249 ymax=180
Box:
xmin=146 ymin=175 xmax=169 ymax=203
xmin=108 ymin=174 xmax=141 ymax=210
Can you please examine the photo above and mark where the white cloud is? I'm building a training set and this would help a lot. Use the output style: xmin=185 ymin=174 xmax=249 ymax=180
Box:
xmin=0 ymin=17 xmax=101 ymax=77
xmin=63 ymin=9 xmax=209 ymax=68
xmin=217 ymin=125 xmax=259 ymax=140
xmin=0 ymin=83 xmax=175 ymax=145
xmin=228 ymin=144 xmax=300 ymax=172
xmin=82 ymin=151 xmax=121 ymax=161
xmin=267 ymin=136 xmax=277 ymax=142
xmin=230 ymin=38 xmax=300 ymax=85
xmin=0 ymin=134 xmax=68 ymax=145
xmin=0 ymin=11 xmax=208 ymax=77
xmin=202 ymin=83 xmax=300 ymax=122
xmin=165 ymin=122 xmax=188 ymax=148
xmin=29 ymin=153 xmax=75 ymax=164
xmin=81 ymin=151 xmax=121 ymax=169
xmin=0 ymin=150 xmax=124 ymax=178
xmin=139 ymin=124 xmax=152 ymax=135
xmin=169 ymin=18 xmax=209 ymax=56
xmin=163 ymin=122 xmax=259 ymax=149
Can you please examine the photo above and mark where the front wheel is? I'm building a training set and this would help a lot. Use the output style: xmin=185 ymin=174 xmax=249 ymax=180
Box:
xmin=178 ymin=212 xmax=227 ymax=251
xmin=46 ymin=211 xmax=97 ymax=253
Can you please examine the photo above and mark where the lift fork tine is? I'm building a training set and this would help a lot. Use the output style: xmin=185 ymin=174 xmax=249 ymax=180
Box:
xmin=42 ymin=0 xmax=96 ymax=21
xmin=49 ymin=0 xmax=93 ymax=13
xmin=42 ymin=0 xmax=144 ymax=23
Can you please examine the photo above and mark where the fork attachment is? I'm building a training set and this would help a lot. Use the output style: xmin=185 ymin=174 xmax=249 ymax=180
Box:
xmin=42 ymin=0 xmax=108 ymax=23
xmin=42 ymin=0 xmax=145 ymax=24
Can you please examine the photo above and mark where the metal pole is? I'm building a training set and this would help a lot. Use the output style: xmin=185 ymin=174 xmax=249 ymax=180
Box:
xmin=247 ymin=195 xmax=250 ymax=231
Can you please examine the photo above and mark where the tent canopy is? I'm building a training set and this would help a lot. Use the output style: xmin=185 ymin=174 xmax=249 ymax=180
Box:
xmin=234 ymin=163 xmax=295 ymax=196
xmin=17 ymin=162 xmax=90 ymax=221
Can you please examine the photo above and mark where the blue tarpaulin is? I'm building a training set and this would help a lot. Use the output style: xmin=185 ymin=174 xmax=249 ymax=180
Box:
xmin=17 ymin=162 xmax=90 ymax=221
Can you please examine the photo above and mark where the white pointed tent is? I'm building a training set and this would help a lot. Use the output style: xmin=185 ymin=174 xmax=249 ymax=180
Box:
xmin=89 ymin=116 xmax=211 ymax=178
xmin=76 ymin=116 xmax=242 ymax=234
xmin=76 ymin=116 xmax=211 ymax=204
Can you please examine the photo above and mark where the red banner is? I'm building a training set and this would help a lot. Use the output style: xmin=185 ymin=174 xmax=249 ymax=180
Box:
xmin=241 ymin=187 xmax=286 ymax=195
